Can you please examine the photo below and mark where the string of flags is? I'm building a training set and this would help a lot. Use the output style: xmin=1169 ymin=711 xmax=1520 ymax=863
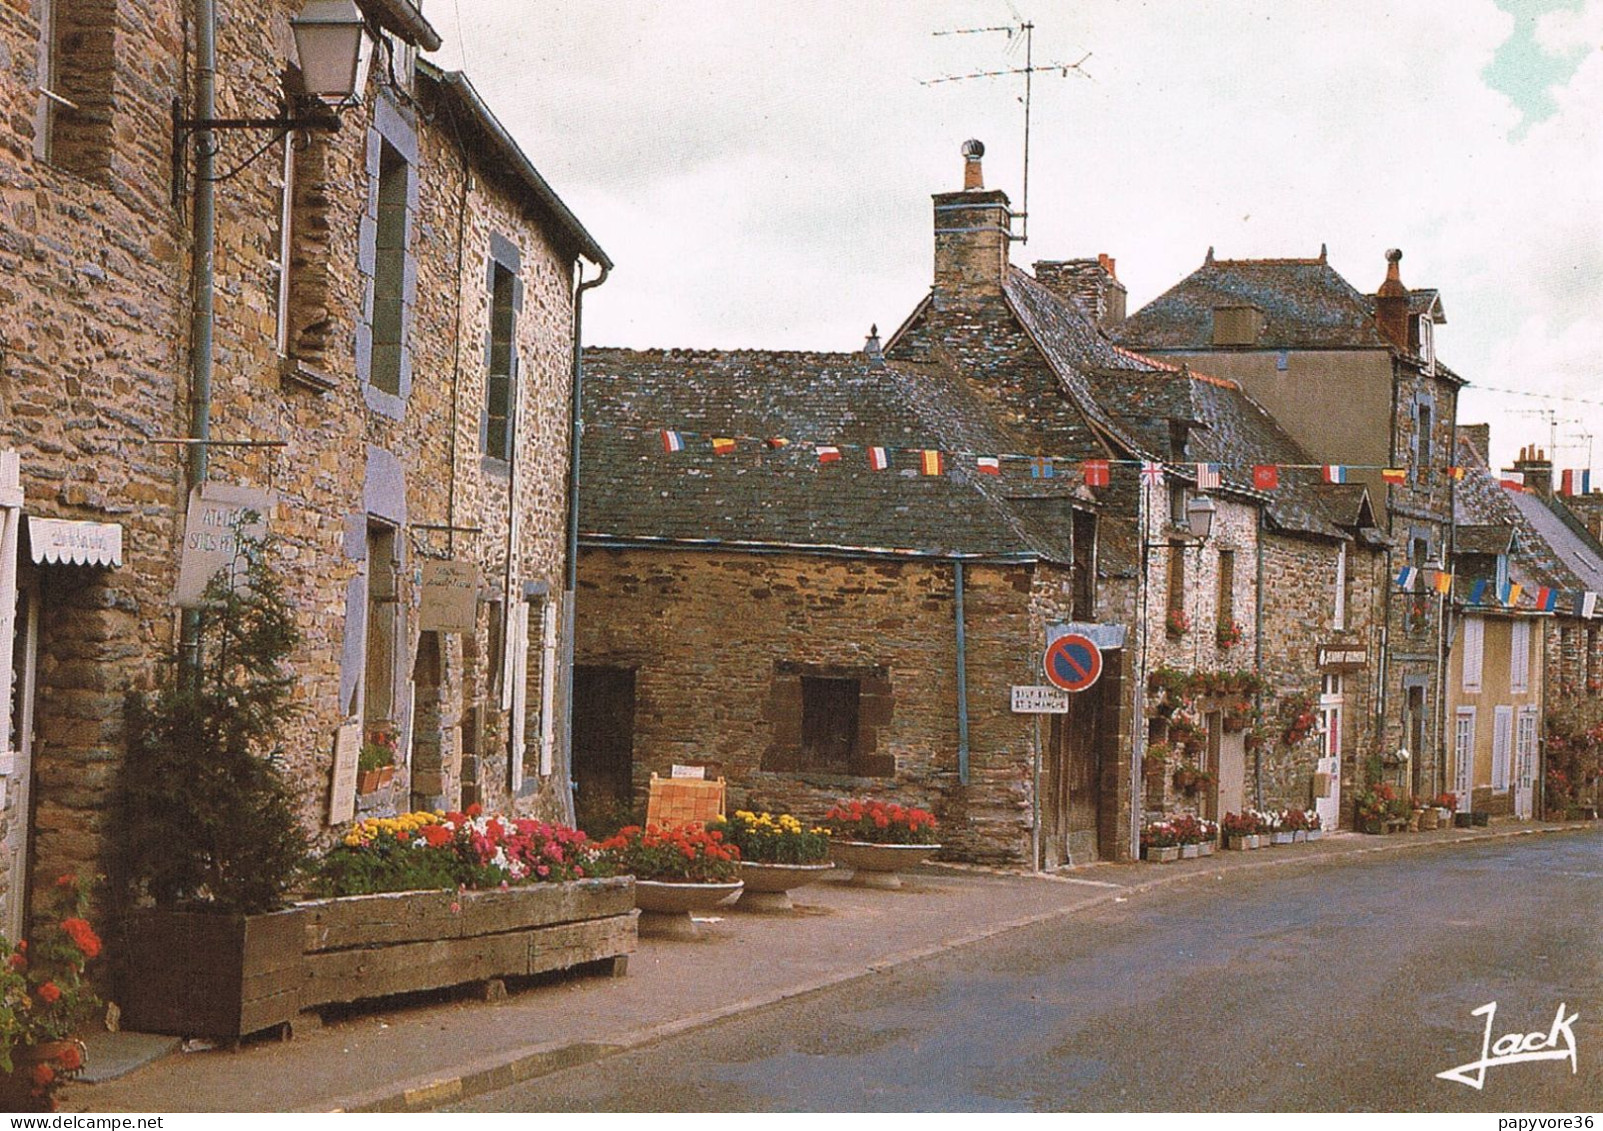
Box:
xmin=1396 ymin=565 xmax=1590 ymax=615
xmin=654 ymin=427 xmax=1484 ymax=487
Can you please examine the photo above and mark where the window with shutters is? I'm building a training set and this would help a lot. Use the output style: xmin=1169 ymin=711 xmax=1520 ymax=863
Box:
xmin=1453 ymin=708 xmax=1474 ymax=803
xmin=1491 ymin=705 xmax=1512 ymax=792
xmin=1462 ymin=616 xmax=1484 ymax=692
xmin=1510 ymin=619 xmax=1531 ymax=694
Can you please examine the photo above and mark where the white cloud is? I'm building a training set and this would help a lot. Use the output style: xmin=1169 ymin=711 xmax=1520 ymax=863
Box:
xmin=442 ymin=0 xmax=1601 ymax=474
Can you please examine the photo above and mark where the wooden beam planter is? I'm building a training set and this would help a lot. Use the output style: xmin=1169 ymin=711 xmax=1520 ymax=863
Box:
xmin=118 ymin=878 xmax=637 ymax=1040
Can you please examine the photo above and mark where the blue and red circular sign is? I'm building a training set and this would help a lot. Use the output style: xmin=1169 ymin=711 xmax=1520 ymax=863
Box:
xmin=1043 ymin=633 xmax=1103 ymax=693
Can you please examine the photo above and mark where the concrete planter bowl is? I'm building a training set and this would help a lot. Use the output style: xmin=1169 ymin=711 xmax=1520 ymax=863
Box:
xmin=734 ymin=861 xmax=834 ymax=912
xmin=633 ymin=879 xmax=745 ymax=940
xmin=829 ymin=841 xmax=941 ymax=889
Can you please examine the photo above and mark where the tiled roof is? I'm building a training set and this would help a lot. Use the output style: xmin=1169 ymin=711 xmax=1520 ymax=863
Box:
xmin=1115 ymin=254 xmax=1393 ymax=351
xmin=578 ymin=348 xmax=1084 ymax=561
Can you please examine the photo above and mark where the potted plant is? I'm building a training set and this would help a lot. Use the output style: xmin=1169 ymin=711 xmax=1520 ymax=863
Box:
xmin=823 ymin=799 xmax=941 ymax=889
xmin=1140 ymin=820 xmax=1181 ymax=863
xmin=1222 ymin=811 xmax=1260 ymax=850
xmin=598 ymin=823 xmax=743 ymax=938
xmin=706 ymin=810 xmax=832 ymax=912
xmin=356 ymin=733 xmax=393 ymax=795
xmin=118 ymin=532 xmax=313 ymax=1039
xmin=0 ymin=877 xmax=102 ymax=1111
xmin=1171 ymin=760 xmax=1213 ymax=796
xmin=1281 ymin=808 xmax=1313 ymax=841
xmin=1168 ymin=813 xmax=1215 ymax=858
xmin=1216 ymin=621 xmax=1244 ymax=648
xmin=1165 ymin=608 xmax=1191 ymax=639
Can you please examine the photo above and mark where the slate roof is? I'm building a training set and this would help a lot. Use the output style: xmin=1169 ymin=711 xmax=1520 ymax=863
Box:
xmin=579 ymin=348 xmax=1088 ymax=561
xmin=1452 ymin=429 xmax=1603 ymax=605
xmin=1115 ymin=253 xmax=1393 ymax=351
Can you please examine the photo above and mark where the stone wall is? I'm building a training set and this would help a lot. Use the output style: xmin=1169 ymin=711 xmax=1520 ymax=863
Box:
xmin=575 ymin=546 xmax=1118 ymax=865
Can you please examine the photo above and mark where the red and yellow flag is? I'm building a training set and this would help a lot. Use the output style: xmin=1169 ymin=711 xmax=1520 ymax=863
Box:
xmin=920 ymin=450 xmax=943 ymax=476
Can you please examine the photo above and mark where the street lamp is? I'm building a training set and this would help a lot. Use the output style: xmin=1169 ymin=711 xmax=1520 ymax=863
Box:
xmin=1185 ymin=494 xmax=1217 ymax=540
xmin=172 ymin=0 xmax=367 ymax=196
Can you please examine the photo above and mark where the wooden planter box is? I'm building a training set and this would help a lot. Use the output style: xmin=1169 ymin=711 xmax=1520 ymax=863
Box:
xmin=120 ymin=906 xmax=307 ymax=1041
xmin=299 ymin=878 xmax=636 ymax=1008
xmin=119 ymin=878 xmax=637 ymax=1040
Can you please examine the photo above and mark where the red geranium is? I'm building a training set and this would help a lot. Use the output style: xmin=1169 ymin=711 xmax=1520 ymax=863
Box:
xmin=824 ymin=799 xmax=939 ymax=845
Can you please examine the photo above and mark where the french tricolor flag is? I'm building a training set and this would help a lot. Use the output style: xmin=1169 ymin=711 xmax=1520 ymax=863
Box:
xmin=661 ymin=430 xmax=684 ymax=453
xmin=1322 ymin=465 xmax=1346 ymax=484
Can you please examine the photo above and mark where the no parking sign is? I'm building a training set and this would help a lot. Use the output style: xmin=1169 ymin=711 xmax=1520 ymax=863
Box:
xmin=1042 ymin=633 xmax=1102 ymax=693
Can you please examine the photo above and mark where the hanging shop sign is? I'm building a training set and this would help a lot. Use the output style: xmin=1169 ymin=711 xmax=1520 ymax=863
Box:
xmin=174 ymin=483 xmax=274 ymax=608
xmin=419 ymin=559 xmax=480 ymax=633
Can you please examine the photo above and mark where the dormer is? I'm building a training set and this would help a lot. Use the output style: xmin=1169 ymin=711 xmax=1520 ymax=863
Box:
xmin=1210 ymin=304 xmax=1264 ymax=347
xmin=1454 ymin=524 xmax=1516 ymax=593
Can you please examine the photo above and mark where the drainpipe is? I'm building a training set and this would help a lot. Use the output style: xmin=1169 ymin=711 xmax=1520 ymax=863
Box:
xmin=557 ymin=260 xmax=609 ymax=824
xmin=1254 ymin=508 xmax=1266 ymax=808
xmin=954 ymin=559 xmax=970 ymax=787
xmin=179 ymin=0 xmax=218 ymax=676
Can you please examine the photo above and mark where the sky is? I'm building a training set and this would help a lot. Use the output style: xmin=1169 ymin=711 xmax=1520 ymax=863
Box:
xmin=428 ymin=0 xmax=1602 ymax=478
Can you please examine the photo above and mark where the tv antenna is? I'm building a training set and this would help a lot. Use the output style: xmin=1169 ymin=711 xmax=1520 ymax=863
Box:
xmin=924 ymin=15 xmax=1091 ymax=244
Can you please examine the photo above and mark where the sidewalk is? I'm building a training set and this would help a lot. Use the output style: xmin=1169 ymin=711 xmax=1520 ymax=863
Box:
xmin=66 ymin=820 xmax=1592 ymax=1113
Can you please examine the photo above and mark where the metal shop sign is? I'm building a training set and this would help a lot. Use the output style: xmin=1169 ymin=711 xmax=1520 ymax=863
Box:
xmin=1012 ymin=685 xmax=1071 ymax=714
xmin=174 ymin=483 xmax=274 ymax=608
xmin=419 ymin=559 xmax=480 ymax=633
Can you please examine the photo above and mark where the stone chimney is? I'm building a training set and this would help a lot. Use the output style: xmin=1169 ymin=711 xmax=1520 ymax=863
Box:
xmin=1374 ymin=248 xmax=1411 ymax=350
xmin=932 ymin=139 xmax=1012 ymax=310
xmin=863 ymin=323 xmax=884 ymax=367
xmin=1510 ymin=444 xmax=1554 ymax=499
xmin=1032 ymin=255 xmax=1127 ymax=327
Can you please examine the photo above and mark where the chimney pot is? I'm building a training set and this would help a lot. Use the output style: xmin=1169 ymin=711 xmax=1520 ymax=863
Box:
xmin=962 ymin=138 xmax=985 ymax=190
xmin=1374 ymin=247 xmax=1411 ymax=349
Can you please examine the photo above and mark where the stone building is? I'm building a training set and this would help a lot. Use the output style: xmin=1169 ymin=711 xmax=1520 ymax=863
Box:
xmin=0 ymin=0 xmax=608 ymax=939
xmin=1116 ymin=246 xmax=1463 ymax=802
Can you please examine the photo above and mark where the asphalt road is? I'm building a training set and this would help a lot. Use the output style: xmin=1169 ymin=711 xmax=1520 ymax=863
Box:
xmin=455 ymin=832 xmax=1603 ymax=1112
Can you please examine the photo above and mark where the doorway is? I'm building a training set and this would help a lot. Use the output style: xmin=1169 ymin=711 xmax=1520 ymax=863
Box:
xmin=1041 ymin=652 xmax=1119 ymax=869
xmin=572 ymin=666 xmax=636 ymax=832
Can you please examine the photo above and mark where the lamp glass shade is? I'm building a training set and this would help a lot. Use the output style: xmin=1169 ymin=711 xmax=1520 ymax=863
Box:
xmin=1186 ymin=495 xmax=1216 ymax=540
xmin=292 ymin=0 xmax=367 ymax=100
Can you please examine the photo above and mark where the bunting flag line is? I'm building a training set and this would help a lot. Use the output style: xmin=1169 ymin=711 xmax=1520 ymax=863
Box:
xmin=1396 ymin=566 xmax=1419 ymax=592
xmin=1381 ymin=468 xmax=1406 ymax=485
xmin=1196 ymin=462 xmax=1221 ymax=490
xmin=816 ymin=446 xmax=841 ymax=464
xmin=1322 ymin=465 xmax=1346 ymax=484
xmin=1507 ymin=582 xmax=1523 ymax=607
xmin=1561 ymin=469 xmax=1592 ymax=497
xmin=1031 ymin=457 xmax=1055 ymax=479
xmin=1578 ymin=591 xmax=1599 ymax=618
xmin=1253 ymin=464 xmax=1279 ymax=490
xmin=1561 ymin=469 xmax=1573 ymax=496
xmin=975 ymin=456 xmax=1001 ymax=476
xmin=920 ymin=450 xmax=944 ymax=476
xmin=868 ymin=446 xmax=889 ymax=471
xmin=661 ymin=430 xmax=685 ymax=453
xmin=1536 ymin=586 xmax=1558 ymax=612
xmin=1082 ymin=459 xmax=1109 ymax=487
xmin=1469 ymin=579 xmax=1489 ymax=606
xmin=1448 ymin=466 xmax=1466 ymax=480
xmin=1432 ymin=570 xmax=1453 ymax=595
xmin=1500 ymin=478 xmax=1526 ymax=493
xmin=764 ymin=437 xmax=790 ymax=450
xmin=1141 ymin=461 xmax=1165 ymax=486
xmin=711 ymin=437 xmax=736 ymax=455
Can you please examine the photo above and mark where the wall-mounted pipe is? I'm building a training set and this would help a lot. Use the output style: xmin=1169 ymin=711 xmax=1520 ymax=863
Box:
xmin=955 ymin=559 xmax=970 ymax=787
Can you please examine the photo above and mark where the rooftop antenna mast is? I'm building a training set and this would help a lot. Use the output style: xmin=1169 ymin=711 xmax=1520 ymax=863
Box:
xmin=924 ymin=13 xmax=1090 ymax=244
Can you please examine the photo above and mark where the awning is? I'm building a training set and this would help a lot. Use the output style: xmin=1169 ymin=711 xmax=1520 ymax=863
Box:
xmin=27 ymin=517 xmax=123 ymax=567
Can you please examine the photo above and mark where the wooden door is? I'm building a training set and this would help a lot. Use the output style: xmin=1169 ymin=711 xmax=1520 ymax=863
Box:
xmin=572 ymin=667 xmax=636 ymax=823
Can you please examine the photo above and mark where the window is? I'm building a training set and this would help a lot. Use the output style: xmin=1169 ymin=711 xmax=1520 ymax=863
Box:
xmin=1453 ymin=708 xmax=1475 ymax=805
xmin=1590 ymin=625 xmax=1600 ymax=694
xmin=1333 ymin=543 xmax=1347 ymax=630
xmin=800 ymin=677 xmax=860 ymax=774
xmin=364 ymin=523 xmax=400 ymax=727
xmin=369 ymin=141 xmax=409 ymax=395
xmin=1418 ymin=317 xmax=1435 ymax=373
xmin=1071 ymin=508 xmax=1096 ymax=620
xmin=1491 ymin=706 xmax=1512 ymax=792
xmin=1217 ymin=549 xmax=1235 ymax=635
xmin=271 ymin=136 xmax=296 ymax=357
xmin=485 ymin=260 xmax=518 ymax=461
xmin=35 ymin=0 xmax=116 ymax=178
xmin=1462 ymin=616 xmax=1484 ymax=692
xmin=1414 ymin=399 xmax=1434 ymax=483
xmin=1166 ymin=540 xmax=1186 ymax=617
xmin=1510 ymin=619 xmax=1531 ymax=694
xmin=1516 ymin=707 xmax=1538 ymax=794
xmin=1319 ymin=673 xmax=1343 ymax=760
xmin=1169 ymin=481 xmax=1188 ymax=526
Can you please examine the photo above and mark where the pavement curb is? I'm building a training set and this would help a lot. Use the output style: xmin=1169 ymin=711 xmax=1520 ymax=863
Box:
xmin=330 ymin=821 xmax=1589 ymax=1113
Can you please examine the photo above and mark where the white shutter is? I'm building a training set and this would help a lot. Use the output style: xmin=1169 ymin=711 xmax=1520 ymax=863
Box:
xmin=1453 ymin=708 xmax=1475 ymax=804
xmin=1492 ymin=706 xmax=1512 ymax=792
xmin=1462 ymin=617 xmax=1484 ymax=692
xmin=1510 ymin=620 xmax=1531 ymax=694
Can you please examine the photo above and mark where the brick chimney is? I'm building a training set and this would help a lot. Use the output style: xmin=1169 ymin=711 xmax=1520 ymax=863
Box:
xmin=1032 ymin=255 xmax=1127 ymax=327
xmin=1374 ymin=248 xmax=1411 ymax=350
xmin=1510 ymin=444 xmax=1554 ymax=498
xmin=932 ymin=139 xmax=1011 ymax=310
